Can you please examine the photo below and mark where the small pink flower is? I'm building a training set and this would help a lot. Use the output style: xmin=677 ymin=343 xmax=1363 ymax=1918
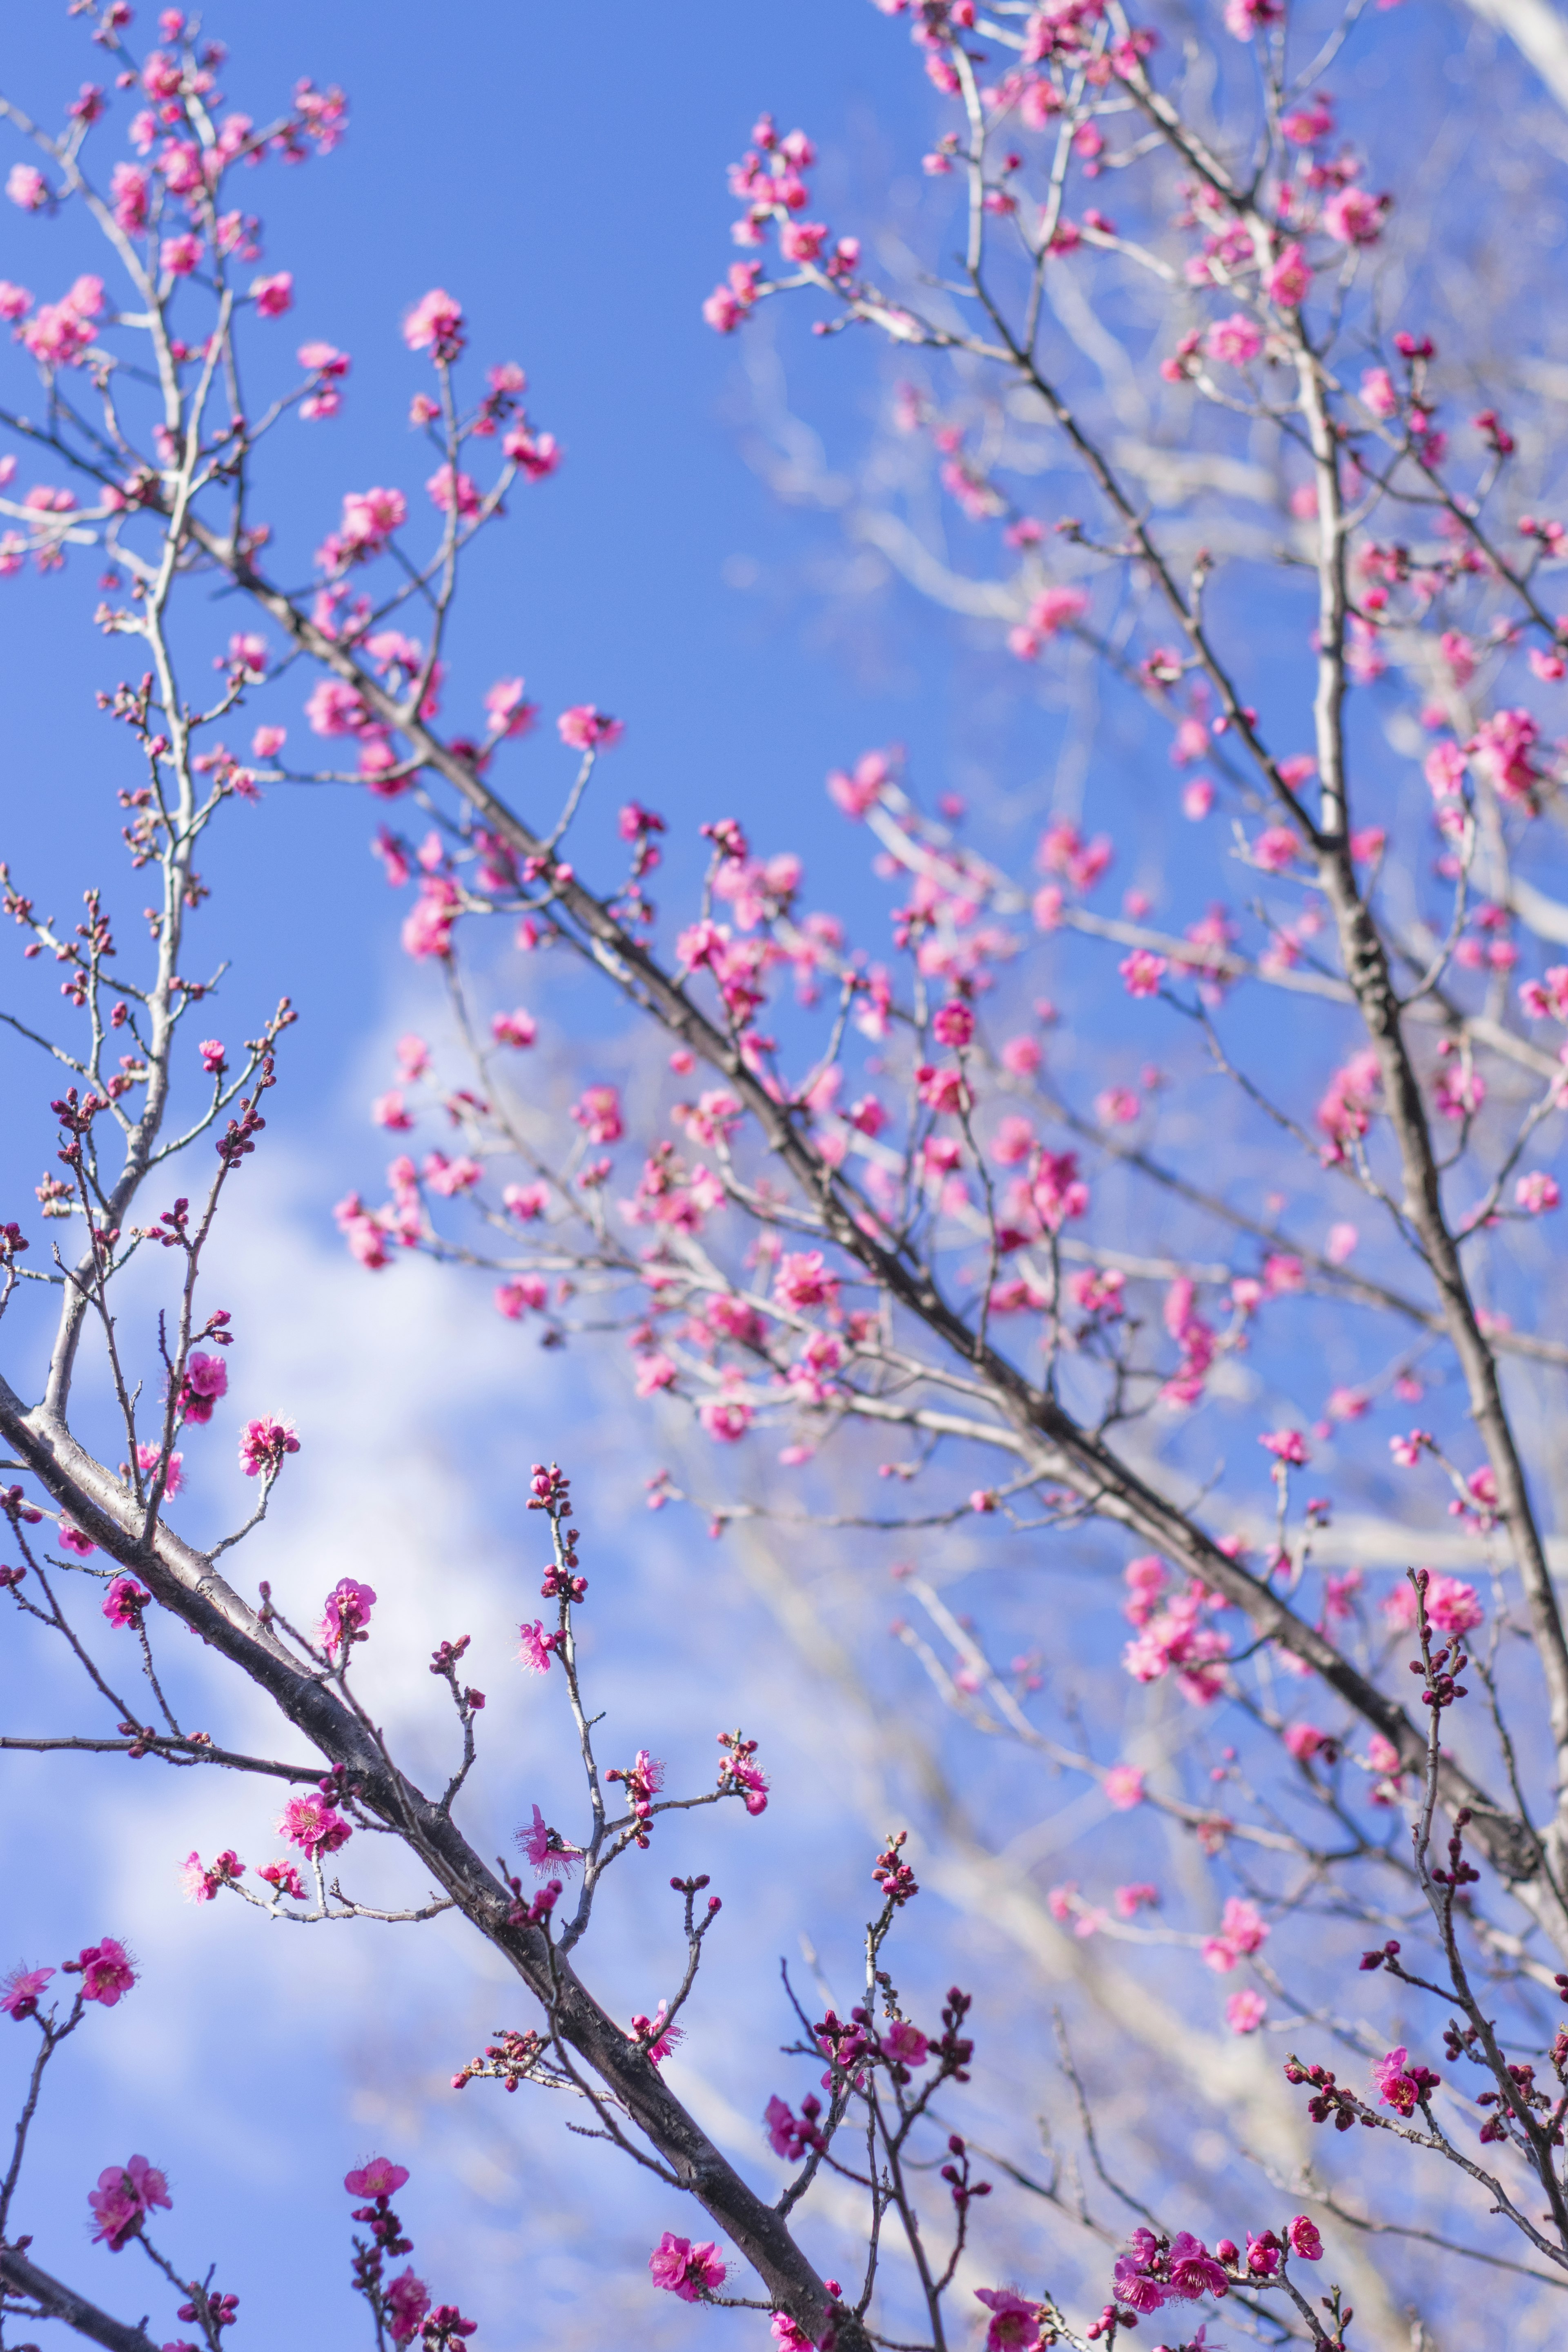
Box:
xmin=1204 ymin=312 xmax=1263 ymax=368
xmin=1322 ymin=187 xmax=1387 ymax=247
xmin=385 ymin=2270 xmax=431 ymax=2346
xmin=1226 ymin=1989 xmax=1267 ymax=2034
xmin=7 ymin=165 xmax=49 ymax=212
xmin=73 ymin=1937 xmax=136 ymax=2006
xmin=1289 ymin=2214 xmax=1324 ymax=2261
xmin=318 ymin=1576 xmax=375 ymax=1654
xmin=344 ymin=2156 xmax=410 ymax=2199
xmin=975 ymin=2286 xmax=1046 ymax=2350
xmin=519 ymin=1803 xmax=583 ymax=1879
xmin=248 ymin=271 xmax=293 ymax=318
xmin=87 ymin=2154 xmax=170 ymax=2250
xmin=571 ymin=1084 xmax=623 ymax=1144
xmin=491 ymin=1008 xmax=537 ymax=1048
xmin=0 ymin=1964 xmax=54 ymax=2021
xmin=1517 ymin=1171 xmax=1560 ymax=1214
xmin=239 ymin=1416 xmax=300 ymax=1479
xmin=648 ymin=2232 xmax=726 ymax=2303
xmin=519 ymin=1619 xmax=560 ymax=1674
xmin=826 ymin=748 xmax=891 ymax=819
xmin=102 ymin=1574 xmax=151 ymax=1628
xmin=277 ymin=1794 xmax=352 ymax=1860
xmin=1103 ymin=1764 xmax=1145 ymax=1810
xmin=1259 ymin=1428 xmax=1309 ymax=1466
xmin=1119 ymin=949 xmax=1166 ymax=998
xmin=403 ymin=287 xmax=464 ymax=358
xmin=57 ymin=1515 xmax=96 ymax=1557
xmin=557 ymin=704 xmax=624 ymax=753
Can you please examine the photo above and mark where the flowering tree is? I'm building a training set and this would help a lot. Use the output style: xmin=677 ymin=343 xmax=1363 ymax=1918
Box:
xmin=6 ymin=2 xmax=1568 ymax=2348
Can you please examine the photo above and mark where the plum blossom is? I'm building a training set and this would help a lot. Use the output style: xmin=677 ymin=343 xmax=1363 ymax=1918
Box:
xmin=1202 ymin=1897 xmax=1268 ymax=1971
xmin=974 ymin=2287 xmax=1046 ymax=2350
xmin=1259 ymin=1428 xmax=1308 ymax=1466
xmin=1119 ymin=949 xmax=1166 ymax=998
xmin=1103 ymin=1764 xmax=1145 ymax=1810
xmin=88 ymin=2154 xmax=170 ymax=2250
xmin=1226 ymin=1988 xmax=1267 ymax=2033
xmin=519 ymin=1803 xmax=583 ymax=1878
xmin=57 ymin=1515 xmax=96 ymax=1556
xmin=7 ymin=165 xmax=49 ymax=211
xmin=277 ymin=1794 xmax=352 ymax=1860
xmin=318 ymin=1577 xmax=376 ymax=1654
xmin=386 ymin=2271 xmax=432 ymax=2346
xmin=519 ymin=1619 xmax=562 ymax=1673
xmin=1205 ymin=312 xmax=1263 ymax=366
xmin=1290 ymin=2216 xmax=1324 ymax=2261
xmin=239 ymin=1416 xmax=300 ymax=1478
xmin=249 ymin=271 xmax=293 ymax=317
xmin=827 ymin=748 xmax=892 ymax=818
xmin=403 ymin=287 xmax=465 ymax=358
xmin=557 ymin=704 xmax=624 ymax=752
xmin=0 ymin=1964 xmax=54 ymax=2021
xmin=1373 ymin=2045 xmax=1440 ymax=2115
xmin=180 ymin=1350 xmax=228 ymax=1424
xmin=71 ymin=1938 xmax=137 ymax=2006
xmin=344 ymin=2157 xmax=410 ymax=2198
xmin=648 ymin=2233 xmax=726 ymax=2302
xmin=102 ymin=1574 xmax=151 ymax=1628
xmin=1517 ymin=1171 xmax=1560 ymax=1214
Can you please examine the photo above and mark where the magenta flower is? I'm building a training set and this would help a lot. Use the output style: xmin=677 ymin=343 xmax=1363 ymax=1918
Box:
xmin=0 ymin=1964 xmax=54 ymax=2021
xmin=238 ymin=1415 xmax=300 ymax=1479
xmin=881 ymin=2019 xmax=929 ymax=2069
xmin=1289 ymin=2214 xmax=1324 ymax=2261
xmin=557 ymin=704 xmax=624 ymax=753
xmin=1225 ymin=1989 xmax=1267 ymax=2034
xmin=276 ymin=1794 xmax=352 ymax=1860
xmin=248 ymin=270 xmax=293 ymax=317
xmin=344 ymin=2156 xmax=410 ymax=2199
xmin=518 ymin=1619 xmax=561 ymax=1675
xmin=518 ymin=1804 xmax=582 ymax=1879
xmin=318 ymin=1576 xmax=376 ymax=1655
xmin=73 ymin=1937 xmax=136 ymax=2007
xmin=648 ymin=2231 xmax=726 ymax=2302
xmin=1110 ymin=2256 xmax=1169 ymax=2314
xmin=57 ymin=1515 xmax=96 ymax=1557
xmin=628 ymin=2000 xmax=684 ymax=2064
xmin=1258 ymin=1428 xmax=1309 ymax=1466
xmin=180 ymin=1351 xmax=228 ymax=1425
xmin=1102 ymin=1764 xmax=1145 ymax=1811
xmin=258 ymin=1861 xmax=306 ymax=1902
xmin=87 ymin=2154 xmax=170 ymax=2250
xmin=385 ymin=2270 xmax=431 ymax=2345
xmin=102 ymin=1575 xmax=151 ymax=1628
xmin=975 ymin=2286 xmax=1046 ymax=2350
xmin=403 ymin=287 xmax=465 ymax=358
xmin=1165 ymin=2232 xmax=1229 ymax=2301
xmin=1372 ymin=2045 xmax=1440 ymax=2116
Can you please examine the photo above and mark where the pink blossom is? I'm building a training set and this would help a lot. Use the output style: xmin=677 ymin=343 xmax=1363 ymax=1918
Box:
xmin=1223 ymin=0 xmax=1281 ymax=33
xmin=495 ymin=1278 xmax=549 ymax=1320
xmin=1119 ymin=949 xmax=1166 ymax=998
xmin=1289 ymin=2215 xmax=1324 ymax=2261
xmin=1203 ymin=1897 xmax=1268 ymax=1970
xmin=974 ymin=2287 xmax=1046 ymax=2350
xmin=775 ymin=1250 xmax=839 ymax=1309
xmin=401 ymin=876 xmax=460 ymax=961
xmin=519 ymin=1803 xmax=583 ymax=1878
xmin=1165 ymin=2231 xmax=1230 ymax=2299
xmin=1259 ymin=1428 xmax=1309 ymax=1466
xmin=239 ymin=1416 xmax=299 ymax=1479
xmin=318 ymin=1577 xmax=376 ymax=1655
xmin=74 ymin=1937 xmax=136 ymax=2006
xmin=1182 ymin=777 xmax=1215 ymax=821
xmin=1322 ymin=187 xmax=1388 ymax=247
xmin=6 ymin=165 xmax=48 ymax=212
xmin=1205 ymin=312 xmax=1263 ymax=367
xmin=557 ymin=704 xmax=624 ymax=752
xmin=249 ymin=271 xmax=293 ymax=318
xmin=491 ymin=1008 xmax=536 ymax=1048
xmin=1264 ymin=243 xmax=1312 ymax=305
xmin=102 ymin=1574 xmax=151 ymax=1628
xmin=1517 ymin=1171 xmax=1559 ymax=1214
xmin=1283 ymin=1722 xmax=1329 ymax=1762
xmin=88 ymin=2154 xmax=170 ymax=2251
xmin=1252 ymin=823 xmax=1301 ymax=871
xmin=1427 ymin=1575 xmax=1483 ymax=1635
xmin=1103 ymin=1764 xmax=1145 ymax=1810
xmin=373 ymin=1090 xmax=412 ymax=1130
xmin=648 ymin=2233 xmax=726 ymax=2303
xmin=572 ymin=1084 xmax=623 ymax=1144
xmin=57 ymin=1515 xmax=96 ymax=1557
xmin=1226 ymin=1989 xmax=1267 ymax=2033
xmin=426 ymin=462 xmax=479 ymax=519
xmin=160 ymin=231 xmax=202 ymax=277
xmin=826 ymin=749 xmax=891 ymax=818
xmin=403 ymin=287 xmax=465 ymax=358
xmin=519 ymin=1619 xmax=561 ymax=1673
xmin=386 ymin=2271 xmax=432 ymax=2346
xmin=699 ymin=1393 xmax=754 ymax=1443
xmin=0 ymin=1964 xmax=53 ymax=2021
xmin=344 ymin=2157 xmax=410 ymax=2198
xmin=484 ymin=677 xmax=537 ymax=738
xmin=276 ymin=1794 xmax=352 ymax=1859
